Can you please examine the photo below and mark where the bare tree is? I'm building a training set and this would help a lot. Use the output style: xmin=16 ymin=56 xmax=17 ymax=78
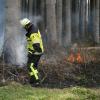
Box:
xmin=4 ymin=0 xmax=21 ymax=79
xmin=40 ymin=0 xmax=45 ymax=33
xmin=64 ymin=0 xmax=71 ymax=46
xmin=45 ymin=0 xmax=57 ymax=44
xmin=29 ymin=0 xmax=33 ymax=17
xmin=5 ymin=0 xmax=21 ymax=38
xmin=94 ymin=0 xmax=99 ymax=43
xmin=56 ymin=0 xmax=62 ymax=45
xmin=79 ymin=0 xmax=87 ymax=40
xmin=75 ymin=0 xmax=80 ymax=39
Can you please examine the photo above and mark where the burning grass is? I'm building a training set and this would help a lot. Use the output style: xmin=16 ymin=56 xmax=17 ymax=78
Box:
xmin=39 ymin=47 xmax=100 ymax=88
xmin=39 ymin=58 xmax=100 ymax=88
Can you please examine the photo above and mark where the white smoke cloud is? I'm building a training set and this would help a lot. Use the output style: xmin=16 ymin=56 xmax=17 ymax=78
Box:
xmin=4 ymin=32 xmax=28 ymax=66
xmin=13 ymin=34 xmax=28 ymax=66
xmin=30 ymin=15 xmax=42 ymax=26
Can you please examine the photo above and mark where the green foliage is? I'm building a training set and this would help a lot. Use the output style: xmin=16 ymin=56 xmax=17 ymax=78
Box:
xmin=0 ymin=82 xmax=100 ymax=100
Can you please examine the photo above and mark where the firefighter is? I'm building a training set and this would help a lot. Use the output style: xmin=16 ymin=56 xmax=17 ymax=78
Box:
xmin=20 ymin=18 xmax=44 ymax=86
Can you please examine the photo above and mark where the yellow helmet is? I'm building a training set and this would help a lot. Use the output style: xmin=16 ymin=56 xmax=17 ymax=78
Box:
xmin=20 ymin=18 xmax=31 ymax=27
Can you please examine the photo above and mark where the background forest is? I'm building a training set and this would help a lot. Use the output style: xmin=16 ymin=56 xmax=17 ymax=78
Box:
xmin=0 ymin=0 xmax=100 ymax=88
xmin=0 ymin=0 xmax=100 ymax=100
xmin=21 ymin=0 xmax=100 ymax=46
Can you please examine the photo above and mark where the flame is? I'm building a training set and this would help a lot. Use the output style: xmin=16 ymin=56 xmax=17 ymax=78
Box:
xmin=76 ymin=52 xmax=83 ymax=63
xmin=68 ymin=51 xmax=83 ymax=63
xmin=68 ymin=53 xmax=75 ymax=63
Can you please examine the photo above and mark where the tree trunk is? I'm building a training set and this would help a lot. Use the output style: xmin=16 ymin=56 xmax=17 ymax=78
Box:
xmin=72 ymin=0 xmax=80 ymax=41
xmin=40 ymin=0 xmax=45 ymax=33
xmin=5 ymin=0 xmax=21 ymax=38
xmin=79 ymin=0 xmax=87 ymax=40
xmin=29 ymin=0 xmax=33 ymax=17
xmin=46 ymin=0 xmax=57 ymax=44
xmin=33 ymin=0 xmax=37 ymax=15
xmin=75 ymin=0 xmax=80 ymax=39
xmin=5 ymin=0 xmax=23 ymax=64
xmin=94 ymin=0 xmax=99 ymax=43
xmin=64 ymin=0 xmax=71 ymax=46
xmin=56 ymin=0 xmax=62 ymax=46
xmin=0 ymin=0 xmax=5 ymax=55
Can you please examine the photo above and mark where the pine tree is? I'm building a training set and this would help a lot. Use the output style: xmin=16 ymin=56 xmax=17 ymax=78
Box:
xmin=46 ymin=0 xmax=57 ymax=44
xmin=64 ymin=0 xmax=71 ymax=46
xmin=56 ymin=0 xmax=62 ymax=45
xmin=94 ymin=0 xmax=99 ymax=43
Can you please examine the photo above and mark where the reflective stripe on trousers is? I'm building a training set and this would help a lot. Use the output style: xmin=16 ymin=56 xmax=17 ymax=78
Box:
xmin=29 ymin=63 xmax=39 ymax=80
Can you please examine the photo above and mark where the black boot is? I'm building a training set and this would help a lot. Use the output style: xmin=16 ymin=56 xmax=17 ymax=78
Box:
xmin=33 ymin=79 xmax=40 ymax=87
xmin=30 ymin=76 xmax=40 ymax=87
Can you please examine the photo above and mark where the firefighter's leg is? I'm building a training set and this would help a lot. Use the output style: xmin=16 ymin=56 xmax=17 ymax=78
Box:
xmin=29 ymin=63 xmax=39 ymax=81
xmin=27 ymin=54 xmax=41 ymax=84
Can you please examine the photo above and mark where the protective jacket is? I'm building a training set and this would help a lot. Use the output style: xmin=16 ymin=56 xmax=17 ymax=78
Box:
xmin=26 ymin=25 xmax=44 ymax=55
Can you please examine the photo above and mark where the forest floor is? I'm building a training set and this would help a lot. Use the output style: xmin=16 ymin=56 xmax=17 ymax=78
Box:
xmin=0 ymin=82 xmax=100 ymax=100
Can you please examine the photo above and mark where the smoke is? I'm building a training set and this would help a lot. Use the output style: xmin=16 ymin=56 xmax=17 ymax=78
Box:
xmin=0 ymin=0 xmax=5 ymax=56
xmin=4 ymin=31 xmax=28 ymax=66
xmin=22 ymin=13 xmax=42 ymax=26
xmin=4 ymin=15 xmax=42 ymax=66
xmin=0 ymin=34 xmax=4 ymax=56
xmin=30 ymin=15 xmax=42 ymax=26
xmin=4 ymin=14 xmax=42 ymax=66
